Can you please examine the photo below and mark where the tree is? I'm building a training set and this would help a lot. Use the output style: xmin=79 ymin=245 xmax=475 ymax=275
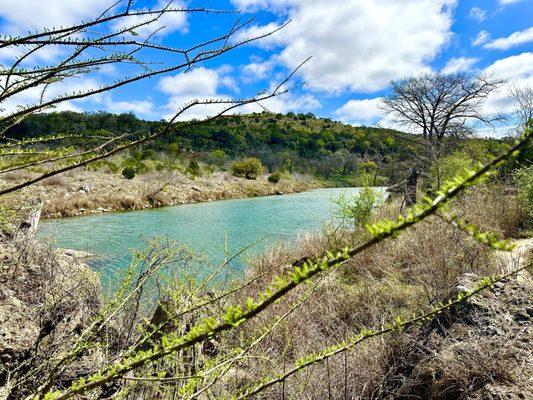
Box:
xmin=381 ymin=73 xmax=505 ymax=142
xmin=0 ymin=0 xmax=296 ymax=196
xmin=509 ymin=83 xmax=533 ymax=133
xmin=231 ymin=157 xmax=264 ymax=179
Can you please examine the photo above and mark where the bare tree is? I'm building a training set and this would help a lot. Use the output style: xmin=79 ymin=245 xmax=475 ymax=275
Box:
xmin=381 ymin=73 xmax=505 ymax=142
xmin=0 ymin=0 xmax=296 ymax=196
xmin=509 ymin=83 xmax=533 ymax=132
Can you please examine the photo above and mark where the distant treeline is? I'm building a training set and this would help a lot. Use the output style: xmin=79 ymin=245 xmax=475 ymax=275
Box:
xmin=5 ymin=111 xmax=508 ymax=183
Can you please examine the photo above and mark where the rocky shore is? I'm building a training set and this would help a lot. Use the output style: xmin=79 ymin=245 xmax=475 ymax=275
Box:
xmin=1 ymin=169 xmax=318 ymax=219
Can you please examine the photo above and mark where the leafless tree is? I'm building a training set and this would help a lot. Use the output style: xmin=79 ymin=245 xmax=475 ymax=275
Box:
xmin=509 ymin=83 xmax=533 ymax=133
xmin=380 ymin=73 xmax=505 ymax=142
xmin=0 ymin=0 xmax=297 ymax=196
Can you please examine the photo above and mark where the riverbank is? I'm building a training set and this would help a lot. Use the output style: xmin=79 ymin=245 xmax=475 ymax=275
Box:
xmin=0 ymin=169 xmax=320 ymax=218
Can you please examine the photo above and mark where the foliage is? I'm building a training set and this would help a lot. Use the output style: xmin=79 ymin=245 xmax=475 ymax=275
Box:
xmin=268 ymin=170 xmax=282 ymax=183
xmin=231 ymin=157 xmax=264 ymax=179
xmin=9 ymin=128 xmax=531 ymax=400
xmin=430 ymin=140 xmax=503 ymax=189
xmin=207 ymin=149 xmax=227 ymax=166
xmin=332 ymin=187 xmax=382 ymax=229
xmin=0 ymin=204 xmax=17 ymax=234
xmin=121 ymin=166 xmax=136 ymax=180
xmin=4 ymin=111 xmax=511 ymax=185
xmin=186 ymin=159 xmax=201 ymax=177
xmin=513 ymin=164 xmax=533 ymax=227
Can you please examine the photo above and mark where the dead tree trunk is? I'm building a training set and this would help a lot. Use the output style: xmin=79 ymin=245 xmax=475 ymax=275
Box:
xmin=405 ymin=168 xmax=418 ymax=207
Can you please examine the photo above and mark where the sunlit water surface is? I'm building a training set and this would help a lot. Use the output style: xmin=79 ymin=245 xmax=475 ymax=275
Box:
xmin=41 ymin=188 xmax=380 ymax=283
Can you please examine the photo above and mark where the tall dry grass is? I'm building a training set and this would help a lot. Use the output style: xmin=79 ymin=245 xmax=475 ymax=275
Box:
xmin=203 ymin=185 xmax=522 ymax=399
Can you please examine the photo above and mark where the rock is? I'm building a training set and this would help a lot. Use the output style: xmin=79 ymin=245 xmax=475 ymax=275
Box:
xmin=276 ymin=190 xmax=284 ymax=195
xmin=376 ymin=273 xmax=533 ymax=399
xmin=191 ymin=186 xmax=202 ymax=192
xmin=78 ymin=184 xmax=91 ymax=194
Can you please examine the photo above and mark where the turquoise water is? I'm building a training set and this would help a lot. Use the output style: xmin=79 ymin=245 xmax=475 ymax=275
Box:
xmin=40 ymin=188 xmax=373 ymax=279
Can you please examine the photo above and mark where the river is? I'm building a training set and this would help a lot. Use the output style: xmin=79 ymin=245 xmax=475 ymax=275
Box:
xmin=41 ymin=188 xmax=378 ymax=282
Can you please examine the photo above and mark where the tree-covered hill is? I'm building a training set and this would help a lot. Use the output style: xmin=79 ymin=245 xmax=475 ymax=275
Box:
xmin=4 ymin=111 xmax=506 ymax=184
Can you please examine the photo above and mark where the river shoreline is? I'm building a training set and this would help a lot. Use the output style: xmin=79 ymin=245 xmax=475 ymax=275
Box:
xmin=1 ymin=169 xmax=321 ymax=219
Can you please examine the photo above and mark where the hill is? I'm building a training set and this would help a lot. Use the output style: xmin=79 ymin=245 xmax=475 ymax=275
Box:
xmin=5 ymin=111 xmax=421 ymax=184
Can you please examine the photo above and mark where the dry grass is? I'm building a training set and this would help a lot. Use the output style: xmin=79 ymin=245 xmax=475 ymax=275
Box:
xmin=40 ymin=175 xmax=67 ymax=186
xmin=42 ymin=192 xmax=146 ymax=217
xmin=0 ymin=170 xmax=37 ymax=181
xmin=206 ymin=189 xmax=507 ymax=399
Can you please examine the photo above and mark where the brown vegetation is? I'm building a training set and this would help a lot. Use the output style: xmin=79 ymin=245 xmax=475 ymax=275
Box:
xmin=0 ymin=181 xmax=530 ymax=399
xmin=0 ymin=168 xmax=317 ymax=218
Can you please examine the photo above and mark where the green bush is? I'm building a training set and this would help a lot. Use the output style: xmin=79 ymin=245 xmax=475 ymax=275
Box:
xmin=186 ymin=159 xmax=201 ymax=176
xmin=208 ymin=149 xmax=227 ymax=166
xmin=231 ymin=157 xmax=264 ymax=179
xmin=268 ymin=170 xmax=282 ymax=183
xmin=430 ymin=151 xmax=476 ymax=189
xmin=332 ymin=187 xmax=382 ymax=229
xmin=122 ymin=166 xmax=136 ymax=179
xmin=513 ymin=164 xmax=533 ymax=226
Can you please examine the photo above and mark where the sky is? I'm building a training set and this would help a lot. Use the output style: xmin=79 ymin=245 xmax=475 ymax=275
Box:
xmin=0 ymin=0 xmax=532 ymax=136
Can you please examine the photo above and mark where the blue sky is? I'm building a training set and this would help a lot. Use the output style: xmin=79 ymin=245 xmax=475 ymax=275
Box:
xmin=0 ymin=0 xmax=531 ymax=135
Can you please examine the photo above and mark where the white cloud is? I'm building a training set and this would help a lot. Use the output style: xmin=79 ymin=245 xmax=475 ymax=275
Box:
xmin=104 ymin=98 xmax=155 ymax=117
xmin=441 ymin=57 xmax=479 ymax=74
xmin=335 ymin=98 xmax=383 ymax=125
xmin=231 ymin=0 xmax=292 ymax=13
xmin=112 ymin=0 xmax=188 ymax=39
xmin=157 ymin=65 xmax=321 ymax=120
xmin=482 ymin=52 xmax=533 ymax=115
xmin=0 ymin=0 xmax=112 ymax=32
xmin=469 ymin=7 xmax=487 ymax=22
xmin=241 ymin=58 xmax=276 ymax=82
xmin=472 ymin=30 xmax=490 ymax=46
xmin=0 ymin=76 xmax=101 ymax=116
xmin=158 ymin=67 xmax=233 ymax=97
xmin=483 ymin=27 xmax=533 ymax=50
xmin=499 ymin=0 xmax=525 ymax=4
xmin=484 ymin=52 xmax=533 ymax=82
xmin=158 ymin=66 xmax=239 ymax=120
xmin=242 ymin=92 xmax=321 ymax=114
xmin=233 ymin=0 xmax=456 ymax=94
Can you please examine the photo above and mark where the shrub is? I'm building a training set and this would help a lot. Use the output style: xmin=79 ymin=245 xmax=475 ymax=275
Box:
xmin=513 ymin=164 xmax=533 ymax=227
xmin=332 ymin=187 xmax=382 ymax=229
xmin=186 ymin=159 xmax=201 ymax=176
xmin=268 ymin=170 xmax=282 ymax=183
xmin=231 ymin=157 xmax=264 ymax=179
xmin=208 ymin=149 xmax=227 ymax=166
xmin=122 ymin=166 xmax=136 ymax=179
xmin=430 ymin=151 xmax=476 ymax=189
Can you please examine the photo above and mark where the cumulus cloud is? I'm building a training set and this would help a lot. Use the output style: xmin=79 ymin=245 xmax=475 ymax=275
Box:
xmin=104 ymin=98 xmax=156 ymax=117
xmin=482 ymin=52 xmax=533 ymax=116
xmin=241 ymin=57 xmax=276 ymax=82
xmin=472 ymin=31 xmax=490 ymax=47
xmin=483 ymin=27 xmax=533 ymax=50
xmin=112 ymin=0 xmax=189 ymax=39
xmin=441 ymin=57 xmax=479 ymax=74
xmin=242 ymin=92 xmax=321 ymax=115
xmin=158 ymin=66 xmax=240 ymax=120
xmin=157 ymin=64 xmax=321 ymax=120
xmin=232 ymin=0 xmax=456 ymax=94
xmin=0 ymin=76 xmax=101 ymax=117
xmin=0 ymin=0 xmax=112 ymax=32
xmin=469 ymin=7 xmax=487 ymax=22
xmin=335 ymin=98 xmax=383 ymax=125
xmin=0 ymin=0 xmax=189 ymax=64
